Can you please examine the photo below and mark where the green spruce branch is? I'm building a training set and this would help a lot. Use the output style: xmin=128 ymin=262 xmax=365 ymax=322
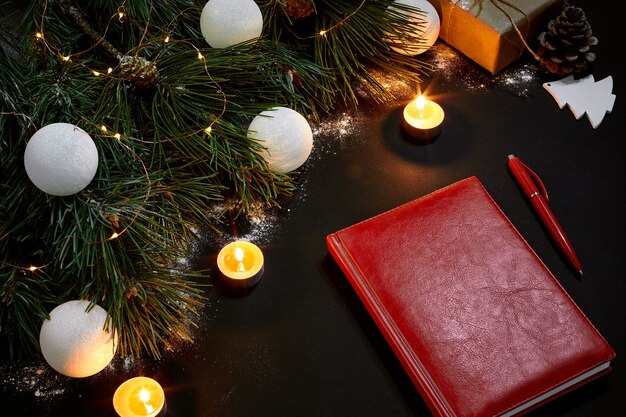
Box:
xmin=1 ymin=0 xmax=431 ymax=360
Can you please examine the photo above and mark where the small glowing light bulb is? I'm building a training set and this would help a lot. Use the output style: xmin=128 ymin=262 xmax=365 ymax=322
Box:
xmin=109 ymin=232 xmax=119 ymax=240
xmin=93 ymin=70 xmax=101 ymax=77
xmin=35 ymin=32 xmax=44 ymax=39
xmin=164 ymin=36 xmax=170 ymax=43
xmin=114 ymin=133 xmax=122 ymax=140
xmin=204 ymin=126 xmax=212 ymax=134
xmin=28 ymin=266 xmax=38 ymax=272
xmin=319 ymin=30 xmax=327 ymax=36
xmin=198 ymin=52 xmax=204 ymax=60
xmin=101 ymin=125 xmax=108 ymax=132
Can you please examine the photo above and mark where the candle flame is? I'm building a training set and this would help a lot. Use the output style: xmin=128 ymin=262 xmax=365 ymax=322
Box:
xmin=416 ymin=95 xmax=426 ymax=112
xmin=139 ymin=389 xmax=151 ymax=402
xmin=235 ymin=247 xmax=246 ymax=272
xmin=139 ymin=389 xmax=156 ymax=413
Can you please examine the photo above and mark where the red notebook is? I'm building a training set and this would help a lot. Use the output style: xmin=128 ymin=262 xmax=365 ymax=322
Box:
xmin=326 ymin=176 xmax=616 ymax=417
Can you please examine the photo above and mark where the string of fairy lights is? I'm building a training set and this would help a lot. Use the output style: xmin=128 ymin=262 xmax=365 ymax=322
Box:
xmin=33 ymin=2 xmax=225 ymax=139
xmin=286 ymin=0 xmax=366 ymax=39
xmin=2 ymin=0 xmax=370 ymax=274
xmin=26 ymin=2 xmax=227 ymax=253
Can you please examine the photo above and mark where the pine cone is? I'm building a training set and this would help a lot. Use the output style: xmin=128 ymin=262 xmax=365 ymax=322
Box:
xmin=283 ymin=0 xmax=315 ymax=20
xmin=536 ymin=5 xmax=598 ymax=76
xmin=119 ymin=56 xmax=160 ymax=90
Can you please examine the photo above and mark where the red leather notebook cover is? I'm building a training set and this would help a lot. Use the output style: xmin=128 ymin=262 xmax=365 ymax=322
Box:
xmin=326 ymin=176 xmax=616 ymax=417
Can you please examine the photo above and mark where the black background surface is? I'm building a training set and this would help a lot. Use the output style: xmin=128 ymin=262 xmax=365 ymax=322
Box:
xmin=1 ymin=1 xmax=625 ymax=416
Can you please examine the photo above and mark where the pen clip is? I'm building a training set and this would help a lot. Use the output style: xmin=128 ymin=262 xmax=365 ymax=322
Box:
xmin=521 ymin=161 xmax=549 ymax=201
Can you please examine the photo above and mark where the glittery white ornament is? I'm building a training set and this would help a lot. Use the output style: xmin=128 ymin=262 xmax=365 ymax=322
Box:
xmin=200 ymin=0 xmax=263 ymax=48
xmin=39 ymin=300 xmax=117 ymax=378
xmin=24 ymin=123 xmax=98 ymax=196
xmin=247 ymin=107 xmax=313 ymax=174
xmin=387 ymin=0 xmax=440 ymax=55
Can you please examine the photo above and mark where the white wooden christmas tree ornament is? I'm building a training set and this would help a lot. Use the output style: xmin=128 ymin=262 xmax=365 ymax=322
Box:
xmin=543 ymin=74 xmax=615 ymax=129
xmin=247 ymin=107 xmax=313 ymax=174
xmin=386 ymin=0 xmax=441 ymax=55
xmin=200 ymin=0 xmax=263 ymax=48
xmin=24 ymin=123 xmax=99 ymax=196
xmin=39 ymin=300 xmax=118 ymax=378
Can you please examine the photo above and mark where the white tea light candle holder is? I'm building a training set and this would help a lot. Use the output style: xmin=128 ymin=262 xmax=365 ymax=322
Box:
xmin=216 ymin=241 xmax=265 ymax=289
xmin=113 ymin=376 xmax=166 ymax=417
xmin=402 ymin=94 xmax=445 ymax=140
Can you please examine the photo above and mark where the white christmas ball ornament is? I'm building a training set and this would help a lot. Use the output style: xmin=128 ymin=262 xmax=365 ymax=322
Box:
xmin=200 ymin=0 xmax=263 ymax=48
xmin=24 ymin=123 xmax=98 ymax=196
xmin=387 ymin=0 xmax=440 ymax=55
xmin=247 ymin=107 xmax=313 ymax=174
xmin=39 ymin=300 xmax=117 ymax=378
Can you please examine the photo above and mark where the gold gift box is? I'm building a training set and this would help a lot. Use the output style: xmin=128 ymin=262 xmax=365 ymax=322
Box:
xmin=431 ymin=0 xmax=561 ymax=74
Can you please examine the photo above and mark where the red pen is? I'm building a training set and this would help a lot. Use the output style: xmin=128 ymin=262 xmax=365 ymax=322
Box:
xmin=507 ymin=154 xmax=583 ymax=276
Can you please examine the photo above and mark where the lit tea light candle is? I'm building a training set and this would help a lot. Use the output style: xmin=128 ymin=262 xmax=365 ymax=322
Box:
xmin=217 ymin=240 xmax=264 ymax=289
xmin=402 ymin=94 xmax=445 ymax=140
xmin=113 ymin=377 xmax=166 ymax=417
